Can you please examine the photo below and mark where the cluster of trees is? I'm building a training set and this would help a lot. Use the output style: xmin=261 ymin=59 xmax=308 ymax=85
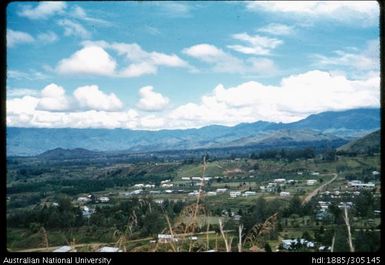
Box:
xmin=354 ymin=190 xmax=377 ymax=218
xmin=7 ymin=196 xmax=84 ymax=229
xmin=87 ymin=198 xmax=185 ymax=237
xmin=281 ymin=195 xmax=316 ymax=218
xmin=241 ymin=197 xmax=286 ymax=232
xmin=249 ymin=148 xmax=315 ymax=161
xmin=240 ymin=196 xmax=317 ymax=233
xmin=7 ymin=173 xmax=172 ymax=196
xmin=336 ymin=147 xmax=379 ymax=157
xmin=7 ymin=193 xmax=43 ymax=209
xmin=7 ymin=196 xmax=186 ymax=239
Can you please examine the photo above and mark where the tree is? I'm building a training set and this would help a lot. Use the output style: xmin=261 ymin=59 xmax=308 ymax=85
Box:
xmin=142 ymin=211 xmax=165 ymax=236
xmin=238 ymin=208 xmax=243 ymax=215
xmin=354 ymin=190 xmax=374 ymax=217
xmin=354 ymin=230 xmax=380 ymax=252
xmin=283 ymin=195 xmax=302 ymax=217
xmin=241 ymin=197 xmax=267 ymax=231
xmin=264 ymin=242 xmax=272 ymax=252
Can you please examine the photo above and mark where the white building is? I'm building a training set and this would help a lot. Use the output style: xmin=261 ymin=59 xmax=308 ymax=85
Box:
xmin=266 ymin=183 xmax=277 ymax=192
xmin=53 ymin=246 xmax=73 ymax=252
xmin=97 ymin=247 xmax=122 ymax=252
xmin=307 ymin=179 xmax=317 ymax=186
xmin=281 ymin=239 xmax=315 ymax=250
xmin=216 ymin=188 xmax=227 ymax=193
xmin=318 ymin=201 xmax=330 ymax=207
xmin=134 ymin=184 xmax=145 ymax=188
xmin=191 ymin=177 xmax=211 ymax=181
xmin=161 ymin=179 xmax=171 ymax=184
xmin=161 ymin=183 xmax=174 ymax=188
xmin=158 ymin=234 xmax=178 ymax=244
xmin=348 ymin=181 xmax=375 ymax=189
xmin=188 ymin=191 xmax=199 ymax=196
xmin=145 ymin=184 xmax=155 ymax=188
xmin=243 ymin=191 xmax=256 ymax=197
xmin=77 ymin=197 xmax=91 ymax=203
xmin=164 ymin=189 xmax=173 ymax=193
xmin=181 ymin=177 xmax=191 ymax=180
xmin=131 ymin=189 xmax=143 ymax=195
xmin=319 ymin=246 xmax=331 ymax=252
xmin=280 ymin=192 xmax=290 ymax=197
xmin=311 ymin=172 xmax=320 ymax=176
xmin=98 ymin=197 xmax=110 ymax=203
xmin=274 ymin=178 xmax=286 ymax=183
xmin=229 ymin=191 xmax=241 ymax=198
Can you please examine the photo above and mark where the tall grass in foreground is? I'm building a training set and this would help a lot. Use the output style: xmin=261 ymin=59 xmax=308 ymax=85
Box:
xmin=151 ymin=155 xmax=279 ymax=252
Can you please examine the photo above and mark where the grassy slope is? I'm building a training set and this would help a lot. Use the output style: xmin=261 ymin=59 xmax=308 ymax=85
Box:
xmin=338 ymin=130 xmax=380 ymax=153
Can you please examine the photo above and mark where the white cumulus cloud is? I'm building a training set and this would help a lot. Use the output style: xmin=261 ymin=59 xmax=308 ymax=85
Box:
xmin=6 ymin=71 xmax=380 ymax=130
xmin=7 ymin=96 xmax=40 ymax=115
xmin=57 ymin=41 xmax=190 ymax=77
xmin=56 ymin=46 xmax=117 ymax=76
xmin=182 ymin=44 xmax=227 ymax=62
xmin=168 ymin=70 xmax=379 ymax=128
xmin=109 ymin=42 xmax=190 ymax=77
xmin=36 ymin=83 xmax=71 ymax=111
xmin=73 ymin=85 xmax=123 ymax=111
xmin=136 ymin=86 xmax=170 ymax=111
xmin=7 ymin=84 xmax=133 ymax=129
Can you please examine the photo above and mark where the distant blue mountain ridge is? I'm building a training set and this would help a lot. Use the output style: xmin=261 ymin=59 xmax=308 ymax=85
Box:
xmin=6 ymin=108 xmax=380 ymax=156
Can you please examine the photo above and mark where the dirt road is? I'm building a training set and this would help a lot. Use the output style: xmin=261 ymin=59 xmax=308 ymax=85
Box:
xmin=302 ymin=173 xmax=338 ymax=205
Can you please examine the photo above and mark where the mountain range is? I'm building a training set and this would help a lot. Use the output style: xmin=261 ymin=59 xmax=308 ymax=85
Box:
xmin=6 ymin=108 xmax=380 ymax=156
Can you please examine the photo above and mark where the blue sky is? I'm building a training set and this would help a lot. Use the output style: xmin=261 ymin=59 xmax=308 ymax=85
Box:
xmin=6 ymin=1 xmax=380 ymax=129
